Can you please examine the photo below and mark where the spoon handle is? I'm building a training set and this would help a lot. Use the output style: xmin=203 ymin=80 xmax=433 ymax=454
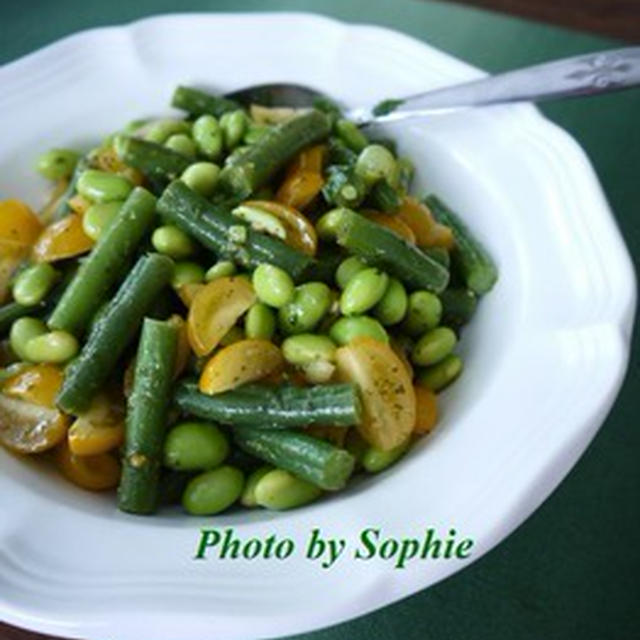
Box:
xmin=355 ymin=47 xmax=640 ymax=123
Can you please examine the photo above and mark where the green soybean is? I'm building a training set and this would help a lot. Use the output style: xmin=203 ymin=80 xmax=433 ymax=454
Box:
xmin=340 ymin=268 xmax=389 ymax=316
xmin=82 ymin=201 xmax=122 ymax=240
xmin=403 ymin=291 xmax=442 ymax=336
xmin=205 ymin=260 xmax=236 ymax=282
xmin=180 ymin=162 xmax=220 ymax=197
xmin=165 ymin=133 xmax=197 ymax=157
xmin=417 ymin=354 xmax=463 ymax=392
xmin=373 ymin=278 xmax=408 ymax=326
xmin=36 ymin=148 xmax=79 ymax=181
xmin=241 ymin=465 xmax=274 ymax=507
xmin=335 ymin=119 xmax=368 ymax=153
xmin=145 ymin=119 xmax=191 ymax=144
xmin=244 ymin=303 xmax=276 ymax=339
xmin=172 ymin=261 xmax=205 ymax=288
xmin=329 ymin=316 xmax=389 ymax=345
xmin=252 ymin=263 xmax=295 ymax=308
xmin=76 ymin=169 xmax=133 ymax=203
xmin=278 ymin=282 xmax=332 ymax=335
xmin=254 ymin=468 xmax=322 ymax=510
xmin=192 ymin=114 xmax=223 ymax=159
xmin=182 ymin=465 xmax=244 ymax=515
xmin=362 ymin=441 xmax=410 ymax=473
xmin=282 ymin=334 xmax=336 ymax=366
xmin=411 ymin=327 xmax=457 ymax=366
xmin=355 ymin=144 xmax=396 ymax=185
xmin=315 ymin=207 xmax=349 ymax=240
xmin=12 ymin=263 xmax=59 ymax=306
xmin=164 ymin=421 xmax=230 ymax=471
xmin=152 ymin=225 xmax=196 ymax=259
xmin=220 ymin=110 xmax=248 ymax=150
xmin=23 ymin=330 xmax=79 ymax=364
xmin=9 ymin=317 xmax=47 ymax=361
xmin=335 ymin=256 xmax=367 ymax=289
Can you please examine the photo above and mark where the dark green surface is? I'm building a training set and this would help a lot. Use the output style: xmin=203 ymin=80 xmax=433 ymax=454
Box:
xmin=1 ymin=1 xmax=638 ymax=639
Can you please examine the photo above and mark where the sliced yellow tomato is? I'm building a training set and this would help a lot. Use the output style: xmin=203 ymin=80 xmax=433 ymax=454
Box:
xmin=364 ymin=211 xmax=416 ymax=244
xmin=187 ymin=276 xmax=256 ymax=357
xmin=0 ymin=393 xmax=70 ymax=454
xmin=335 ymin=337 xmax=415 ymax=451
xmin=176 ymin=282 xmax=204 ymax=307
xmin=167 ymin=314 xmax=191 ymax=379
xmin=199 ymin=338 xmax=284 ymax=395
xmin=0 ymin=199 xmax=43 ymax=257
xmin=32 ymin=214 xmax=94 ymax=262
xmin=243 ymin=200 xmax=317 ymax=256
xmin=92 ymin=145 xmax=144 ymax=185
xmin=2 ymin=363 xmax=65 ymax=408
xmin=54 ymin=440 xmax=120 ymax=491
xmin=414 ymin=384 xmax=438 ymax=434
xmin=397 ymin=196 xmax=455 ymax=249
xmin=67 ymin=391 xmax=125 ymax=456
xmin=275 ymin=144 xmax=326 ymax=211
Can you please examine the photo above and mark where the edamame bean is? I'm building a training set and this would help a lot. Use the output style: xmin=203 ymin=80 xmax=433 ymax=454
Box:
xmin=373 ymin=278 xmax=408 ymax=326
xmin=315 ymin=208 xmax=349 ymax=240
xmin=417 ymin=354 xmax=463 ymax=392
xmin=165 ymin=133 xmax=197 ymax=157
xmin=281 ymin=334 xmax=336 ymax=366
xmin=152 ymin=225 xmax=196 ymax=259
xmin=340 ymin=268 xmax=389 ymax=316
xmin=164 ymin=421 xmax=230 ymax=471
xmin=12 ymin=263 xmax=59 ymax=306
xmin=145 ymin=119 xmax=191 ymax=144
xmin=172 ymin=262 xmax=205 ymax=288
xmin=335 ymin=119 xmax=368 ymax=153
xmin=245 ymin=303 xmax=276 ymax=340
xmin=362 ymin=441 xmax=410 ymax=473
xmin=36 ymin=148 xmax=79 ymax=181
xmin=9 ymin=317 xmax=47 ymax=361
xmin=23 ymin=330 xmax=79 ymax=364
xmin=82 ymin=201 xmax=122 ymax=241
xmin=411 ymin=327 xmax=457 ymax=366
xmin=252 ymin=264 xmax=295 ymax=308
xmin=182 ymin=465 xmax=244 ymax=515
xmin=181 ymin=162 xmax=220 ymax=197
xmin=335 ymin=256 xmax=367 ymax=289
xmin=278 ymin=282 xmax=332 ymax=334
xmin=220 ymin=110 xmax=248 ymax=150
xmin=403 ymin=291 xmax=442 ymax=336
xmin=205 ymin=260 xmax=236 ymax=282
xmin=76 ymin=169 xmax=133 ymax=203
xmin=329 ymin=316 xmax=389 ymax=345
xmin=355 ymin=144 xmax=396 ymax=185
xmin=241 ymin=465 xmax=273 ymax=507
xmin=192 ymin=114 xmax=223 ymax=159
xmin=254 ymin=468 xmax=322 ymax=510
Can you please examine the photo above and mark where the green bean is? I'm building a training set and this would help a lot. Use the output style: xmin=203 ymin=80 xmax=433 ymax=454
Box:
xmin=340 ymin=268 xmax=389 ymax=316
xmin=164 ymin=421 xmax=230 ymax=471
xmin=403 ymin=291 xmax=442 ymax=336
xmin=172 ymin=261 xmax=205 ymax=288
xmin=0 ymin=302 xmax=43 ymax=334
xmin=278 ymin=282 xmax=332 ymax=334
xmin=423 ymin=246 xmax=450 ymax=269
xmin=9 ymin=317 xmax=47 ymax=361
xmin=335 ymin=119 xmax=368 ymax=153
xmin=22 ymin=330 xmax=78 ymax=364
xmin=244 ymin=124 xmax=270 ymax=145
xmin=417 ymin=354 xmax=463 ymax=392
xmin=171 ymin=86 xmax=240 ymax=119
xmin=36 ymin=149 xmax=79 ymax=181
xmin=151 ymin=225 xmax=196 ymax=259
xmin=82 ymin=201 xmax=122 ymax=241
xmin=192 ymin=115 xmax=223 ymax=160
xmin=316 ymin=207 xmax=350 ymax=240
xmin=366 ymin=179 xmax=402 ymax=213
xmin=12 ymin=263 xmax=59 ymax=306
xmin=440 ymin=288 xmax=478 ymax=330
xmin=354 ymin=144 xmax=396 ymax=185
xmin=182 ymin=466 xmax=244 ymax=515
xmin=165 ymin=133 xmax=196 ymax=157
xmin=322 ymin=165 xmax=367 ymax=209
xmin=252 ymin=264 xmax=295 ymax=308
xmin=254 ymin=468 xmax=322 ymax=510
xmin=335 ymin=256 xmax=367 ymax=289
xmin=244 ymin=303 xmax=276 ymax=340
xmin=180 ymin=162 xmax=220 ymax=197
xmin=145 ymin=119 xmax=191 ymax=144
xmin=373 ymin=278 xmax=408 ymax=326
xmin=220 ymin=110 xmax=248 ymax=150
xmin=329 ymin=316 xmax=389 ymax=345
xmin=115 ymin=136 xmax=192 ymax=182
xmin=76 ymin=169 xmax=133 ymax=203
xmin=241 ymin=465 xmax=274 ymax=507
xmin=282 ymin=334 xmax=336 ymax=367
xmin=362 ymin=441 xmax=410 ymax=473
xmin=205 ymin=260 xmax=236 ymax=282
xmin=412 ymin=327 xmax=457 ymax=366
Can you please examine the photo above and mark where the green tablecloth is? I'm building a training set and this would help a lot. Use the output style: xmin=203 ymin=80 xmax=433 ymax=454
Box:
xmin=2 ymin=1 xmax=638 ymax=639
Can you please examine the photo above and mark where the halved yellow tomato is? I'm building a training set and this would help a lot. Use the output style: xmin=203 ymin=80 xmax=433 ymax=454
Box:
xmin=187 ymin=276 xmax=256 ymax=357
xmin=92 ymin=145 xmax=144 ymax=185
xmin=67 ymin=391 xmax=124 ymax=456
xmin=54 ymin=440 xmax=120 ymax=491
xmin=176 ymin=282 xmax=204 ymax=307
xmin=0 ymin=199 xmax=43 ymax=257
xmin=32 ymin=214 xmax=94 ymax=262
xmin=413 ymin=384 xmax=438 ymax=434
xmin=396 ymin=196 xmax=455 ymax=249
xmin=335 ymin=337 xmax=415 ymax=451
xmin=199 ymin=338 xmax=284 ymax=395
xmin=364 ymin=211 xmax=416 ymax=244
xmin=275 ymin=144 xmax=326 ymax=211
xmin=2 ymin=363 xmax=65 ymax=408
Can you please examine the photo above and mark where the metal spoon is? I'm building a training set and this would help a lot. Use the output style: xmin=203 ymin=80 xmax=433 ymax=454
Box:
xmin=226 ymin=47 xmax=640 ymax=124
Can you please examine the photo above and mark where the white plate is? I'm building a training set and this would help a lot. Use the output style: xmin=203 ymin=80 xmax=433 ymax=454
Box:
xmin=0 ymin=12 xmax=635 ymax=640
